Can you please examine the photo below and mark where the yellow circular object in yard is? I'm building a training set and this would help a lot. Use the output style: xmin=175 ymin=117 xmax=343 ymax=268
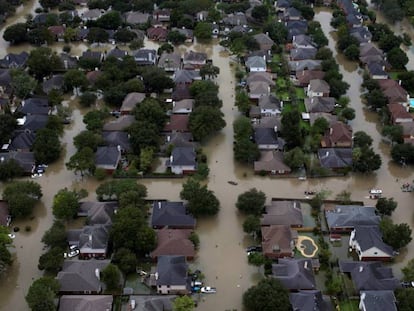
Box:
xmin=296 ymin=235 xmax=318 ymax=258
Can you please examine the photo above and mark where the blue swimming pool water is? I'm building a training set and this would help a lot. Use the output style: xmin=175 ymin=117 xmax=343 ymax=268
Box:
xmin=410 ymin=99 xmax=414 ymax=108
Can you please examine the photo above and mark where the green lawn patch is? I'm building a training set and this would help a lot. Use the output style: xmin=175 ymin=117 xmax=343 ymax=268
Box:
xmin=272 ymin=54 xmax=282 ymax=63
xmin=339 ymin=300 xmax=359 ymax=311
xmin=277 ymin=77 xmax=287 ymax=89
xmin=295 ymin=87 xmax=306 ymax=99
xmin=388 ymin=71 xmax=402 ymax=80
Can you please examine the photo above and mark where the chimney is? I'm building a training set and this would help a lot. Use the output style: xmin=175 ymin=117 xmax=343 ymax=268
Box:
xmin=170 ymin=155 xmax=173 ymax=164
xmin=359 ymin=266 xmax=364 ymax=272
xmin=325 ymin=151 xmax=329 ymax=158
xmin=89 ymin=234 xmax=92 ymax=242
xmin=117 ymin=145 xmax=121 ymax=152
xmin=64 ymin=60 xmax=68 ymax=69
xmin=399 ymin=80 xmax=402 ymax=86
xmin=158 ymin=201 xmax=161 ymax=209
xmin=304 ymin=260 xmax=309 ymax=270
xmin=95 ymin=268 xmax=100 ymax=280
xmin=274 ymin=125 xmax=278 ymax=133
xmin=329 ymin=127 xmax=333 ymax=135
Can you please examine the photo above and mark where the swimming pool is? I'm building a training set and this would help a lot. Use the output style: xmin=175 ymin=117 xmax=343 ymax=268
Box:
xmin=410 ymin=98 xmax=414 ymax=108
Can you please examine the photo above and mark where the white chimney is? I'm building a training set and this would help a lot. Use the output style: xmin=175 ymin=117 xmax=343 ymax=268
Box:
xmin=117 ymin=145 xmax=121 ymax=152
xmin=304 ymin=260 xmax=309 ymax=270
xmin=158 ymin=201 xmax=161 ymax=209
xmin=274 ymin=125 xmax=278 ymax=133
xmin=359 ymin=266 xmax=364 ymax=272
xmin=399 ymin=80 xmax=402 ymax=86
xmin=95 ymin=268 xmax=100 ymax=279
xmin=170 ymin=155 xmax=173 ymax=164
xmin=89 ymin=234 xmax=92 ymax=242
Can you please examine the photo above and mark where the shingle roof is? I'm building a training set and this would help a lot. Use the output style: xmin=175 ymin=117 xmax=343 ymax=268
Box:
xmin=95 ymin=146 xmax=121 ymax=168
xmin=131 ymin=295 xmax=176 ymax=311
xmin=261 ymin=201 xmax=303 ymax=226
xmin=272 ymin=258 xmax=316 ymax=290
xmin=9 ymin=131 xmax=36 ymax=151
xmin=59 ymin=295 xmax=113 ymax=311
xmin=0 ymin=151 xmax=35 ymax=173
xmin=360 ymin=290 xmax=397 ymax=311
xmin=78 ymin=201 xmax=118 ymax=225
xmin=103 ymin=115 xmax=135 ymax=131
xmin=18 ymin=98 xmax=49 ymax=115
xmin=156 ymin=255 xmax=188 ymax=286
xmin=169 ymin=146 xmax=196 ymax=166
xmin=20 ymin=114 xmax=49 ymax=132
xmin=102 ymin=131 xmax=131 ymax=152
xmin=254 ymin=151 xmax=291 ymax=173
xmin=304 ymin=97 xmax=335 ymax=113
xmin=151 ymin=201 xmax=196 ymax=228
xmin=339 ymin=261 xmax=400 ymax=291
xmin=309 ymin=79 xmax=330 ymax=93
xmin=121 ymin=92 xmax=146 ymax=112
xmin=150 ymin=228 xmax=195 ymax=259
xmin=326 ymin=205 xmax=379 ymax=230
xmin=353 ymin=226 xmax=393 ymax=256
xmin=289 ymin=290 xmax=333 ymax=311
xmin=318 ymin=148 xmax=353 ymax=169
xmin=261 ymin=225 xmax=294 ymax=256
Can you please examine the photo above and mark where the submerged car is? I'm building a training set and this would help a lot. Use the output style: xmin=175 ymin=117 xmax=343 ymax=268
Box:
xmin=201 ymin=286 xmax=216 ymax=294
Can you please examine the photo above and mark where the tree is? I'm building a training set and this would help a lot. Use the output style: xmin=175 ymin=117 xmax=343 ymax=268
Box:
xmin=376 ymin=197 xmax=397 ymax=216
xmin=243 ymin=215 xmax=261 ymax=236
xmin=112 ymin=248 xmax=138 ymax=275
xmin=27 ymin=27 xmax=54 ymax=46
xmin=42 ymin=221 xmax=67 ymax=249
xmin=281 ymin=109 xmax=303 ymax=149
xmin=96 ymin=11 xmax=122 ymax=29
xmin=74 ymin=130 xmax=103 ymax=152
xmin=119 ymin=191 xmax=147 ymax=211
xmin=0 ymin=159 xmax=23 ymax=181
xmin=251 ymin=5 xmax=269 ymax=22
xmin=382 ymin=125 xmax=403 ymax=144
xmin=3 ymin=23 xmax=27 ymax=44
xmin=200 ymin=63 xmax=220 ymax=80
xmin=233 ymin=116 xmax=253 ymax=140
xmin=194 ymin=22 xmax=212 ymax=40
xmin=235 ymin=90 xmax=250 ymax=114
xmin=87 ymin=27 xmax=109 ymax=43
xmin=189 ymin=106 xmax=226 ymax=141
xmin=0 ymin=243 xmax=12 ymax=274
xmin=395 ymin=288 xmax=414 ymax=311
xmin=173 ymin=295 xmax=195 ymax=311
xmin=27 ymin=47 xmax=62 ymax=80
xmin=128 ymin=121 xmax=160 ymax=154
xmin=33 ymin=128 xmax=61 ymax=164
xmin=140 ymin=147 xmax=154 ymax=173
xmin=284 ymin=147 xmax=306 ymax=170
xmin=344 ymin=44 xmax=360 ymax=60
xmin=243 ymin=278 xmax=291 ymax=311
xmin=391 ymin=143 xmax=414 ymax=164
xmin=398 ymin=71 xmax=414 ymax=94
xmin=365 ymin=89 xmax=388 ymax=109
xmin=83 ymin=110 xmax=109 ymax=132
xmin=352 ymin=146 xmax=381 ymax=173
xmin=63 ymin=69 xmax=88 ymax=91
xmin=387 ymin=47 xmax=409 ymax=70
xmin=380 ymin=218 xmax=412 ymax=250
xmin=263 ymin=22 xmax=287 ymax=45
xmin=3 ymin=181 xmax=42 ymax=218
xmin=140 ymin=67 xmax=174 ymax=93
xmin=248 ymin=252 xmax=265 ymax=269
xmin=382 ymin=0 xmax=404 ymax=23
xmin=114 ymin=28 xmax=137 ymax=43
xmin=25 ymin=277 xmax=59 ymax=311
xmin=167 ymin=30 xmax=186 ymax=45
xmin=339 ymin=107 xmax=356 ymax=121
xmin=96 ymin=180 xmax=147 ymax=201
xmin=40 ymin=0 xmax=61 ymax=8
xmin=10 ymin=69 xmax=37 ymax=99
xmin=101 ymin=263 xmax=121 ymax=291
xmin=402 ymin=259 xmax=414 ymax=281
xmin=52 ymin=188 xmax=87 ymax=220
xmin=0 ymin=114 xmax=18 ymax=145
xmin=336 ymin=190 xmax=351 ymax=204
xmin=38 ymin=247 xmax=64 ymax=274
xmin=134 ymin=98 xmax=166 ymax=131
xmin=353 ymin=131 xmax=373 ymax=148
xmin=236 ymin=188 xmax=266 ymax=216
xmin=66 ymin=147 xmax=96 ymax=177
xmin=234 ymin=137 xmax=260 ymax=163
xmin=180 ymin=178 xmax=220 ymax=216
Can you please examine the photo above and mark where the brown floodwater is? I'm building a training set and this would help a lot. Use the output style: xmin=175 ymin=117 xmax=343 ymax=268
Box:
xmin=0 ymin=3 xmax=414 ymax=311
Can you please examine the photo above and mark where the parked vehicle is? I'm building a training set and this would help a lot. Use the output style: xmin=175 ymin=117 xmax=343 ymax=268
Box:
xmin=64 ymin=249 xmax=80 ymax=258
xmin=401 ymin=281 xmax=414 ymax=288
xmin=245 ymin=246 xmax=262 ymax=253
xmin=201 ymin=286 xmax=216 ymax=294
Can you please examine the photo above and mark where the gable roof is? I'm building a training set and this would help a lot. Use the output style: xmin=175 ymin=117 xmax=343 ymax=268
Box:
xmin=150 ymin=228 xmax=195 ymax=259
xmin=169 ymin=146 xmax=196 ymax=166
xmin=78 ymin=201 xmax=118 ymax=225
xmin=121 ymin=92 xmax=146 ymax=112
xmin=9 ymin=131 xmax=36 ymax=151
xmin=163 ymin=115 xmax=189 ymax=132
xmin=308 ymin=79 xmax=330 ymax=93
xmin=289 ymin=290 xmax=333 ymax=311
xmin=57 ymin=259 xmax=110 ymax=292
xmin=156 ymin=255 xmax=188 ymax=286
xmin=254 ymin=151 xmax=291 ymax=173
xmin=318 ymin=148 xmax=353 ymax=169
xmin=339 ymin=261 xmax=400 ymax=291
xmin=246 ymin=56 xmax=266 ymax=69
xmin=304 ymin=97 xmax=335 ymax=113
xmin=261 ymin=201 xmax=303 ymax=226
xmin=290 ymin=47 xmax=317 ymax=61
xmin=152 ymin=201 xmax=196 ymax=229
xmin=360 ymin=290 xmax=397 ymax=311
xmin=59 ymin=295 xmax=113 ymax=311
xmin=0 ymin=151 xmax=35 ymax=173
xmin=261 ymin=225 xmax=294 ymax=256
xmin=18 ymin=98 xmax=49 ymax=115
xmin=326 ymin=205 xmax=380 ymax=229
xmin=95 ymin=146 xmax=121 ymax=168
xmin=103 ymin=115 xmax=135 ymax=131
xmin=272 ymin=258 xmax=316 ymax=290
xmin=322 ymin=121 xmax=352 ymax=147
xmin=353 ymin=226 xmax=393 ymax=256
xmin=102 ymin=131 xmax=131 ymax=152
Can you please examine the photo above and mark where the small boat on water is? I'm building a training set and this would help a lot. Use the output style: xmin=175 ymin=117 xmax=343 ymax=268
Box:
xmin=369 ymin=189 xmax=382 ymax=194
xmin=304 ymin=190 xmax=316 ymax=195
xmin=228 ymin=181 xmax=238 ymax=185
xmin=201 ymin=286 xmax=216 ymax=294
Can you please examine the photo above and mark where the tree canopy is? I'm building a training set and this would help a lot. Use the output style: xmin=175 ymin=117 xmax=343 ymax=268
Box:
xmin=52 ymin=188 xmax=87 ymax=220
xmin=26 ymin=277 xmax=59 ymax=311
xmin=101 ymin=263 xmax=121 ymax=291
xmin=96 ymin=179 xmax=147 ymax=201
xmin=173 ymin=295 xmax=195 ymax=311
xmin=180 ymin=178 xmax=220 ymax=217
xmin=3 ymin=181 xmax=42 ymax=218
xmin=189 ymin=106 xmax=226 ymax=141
xmin=236 ymin=188 xmax=266 ymax=216
xmin=380 ymin=218 xmax=412 ymax=250
xmin=375 ymin=197 xmax=397 ymax=216
xmin=243 ymin=278 xmax=291 ymax=311
xmin=27 ymin=47 xmax=62 ymax=80
xmin=33 ymin=128 xmax=61 ymax=164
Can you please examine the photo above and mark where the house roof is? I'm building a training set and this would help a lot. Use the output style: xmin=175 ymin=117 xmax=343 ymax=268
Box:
xmin=124 ymin=11 xmax=150 ymax=25
xmin=173 ymin=99 xmax=194 ymax=113
xmin=290 ymin=47 xmax=317 ymax=61
xmin=249 ymin=81 xmax=270 ymax=96
xmin=156 ymin=255 xmax=188 ymax=286
xmin=86 ymin=70 xmax=103 ymax=84
xmin=169 ymin=146 xmax=196 ymax=166
xmin=401 ymin=121 xmax=414 ymax=136
xmin=254 ymin=127 xmax=279 ymax=145
xmin=353 ymin=226 xmax=393 ymax=256
xmin=0 ymin=201 xmax=10 ymax=227
xmin=222 ymin=12 xmax=247 ymax=26
xmin=339 ymin=261 xmax=400 ymax=291
xmin=147 ymin=27 xmax=169 ymax=40
xmin=388 ymin=103 xmax=413 ymax=122
xmin=322 ymin=121 xmax=352 ymax=147
xmin=272 ymin=258 xmax=316 ymax=290
xmin=9 ymin=130 xmax=36 ymax=151
xmin=308 ymin=79 xmax=330 ymax=93
xmin=292 ymin=34 xmax=315 ymax=47
xmin=289 ymin=59 xmax=322 ymax=72
xmin=81 ymin=51 xmax=103 ymax=61
xmin=172 ymin=84 xmax=192 ymax=101
xmin=0 ymin=69 xmax=11 ymax=89
xmin=0 ymin=151 xmax=35 ymax=173
xmin=173 ymin=70 xmax=200 ymax=84
xmin=164 ymin=132 xmax=194 ymax=148
xmin=18 ymin=98 xmax=49 ymax=115
xmin=253 ymin=33 xmax=274 ymax=48
xmin=254 ymin=151 xmax=291 ymax=173
xmin=367 ymin=62 xmax=387 ymax=77
xmin=95 ymin=146 xmax=121 ymax=168
xmin=183 ymin=51 xmax=207 ymax=63
xmin=133 ymin=49 xmax=157 ymax=65
xmin=131 ymin=295 xmax=176 ymax=311
xmin=0 ymin=52 xmax=29 ymax=68
xmin=20 ymin=115 xmax=49 ymax=132
xmin=284 ymin=7 xmax=302 ymax=19
xmin=350 ymin=26 xmax=372 ymax=44
xmin=360 ymin=43 xmax=383 ymax=58
xmin=158 ymin=52 xmax=181 ymax=70
xmin=261 ymin=201 xmax=303 ymax=226
xmin=261 ymin=225 xmax=294 ymax=255
xmin=360 ymin=290 xmax=397 ymax=311
xmin=246 ymin=56 xmax=266 ymax=69
xmin=163 ymin=115 xmax=189 ymax=132
xmin=121 ymin=92 xmax=146 ymax=112
xmin=259 ymin=94 xmax=282 ymax=111
xmin=57 ymin=259 xmax=110 ymax=292
xmin=103 ymin=115 xmax=135 ymax=131
xmin=78 ymin=201 xmax=118 ymax=225
xmin=59 ymin=295 xmax=113 ymax=311
xmin=253 ymin=116 xmax=282 ymax=130
xmin=325 ymin=205 xmax=380 ymax=229
xmin=107 ymin=47 xmax=128 ymax=59
xmin=102 ymin=131 xmax=131 ymax=152
xmin=276 ymin=0 xmax=292 ymax=8
xmin=318 ymin=148 xmax=353 ymax=169
xmin=150 ymin=228 xmax=195 ymax=259
xmin=289 ymin=290 xmax=333 ymax=311
xmin=309 ymin=112 xmax=338 ymax=126
xmin=246 ymin=72 xmax=275 ymax=86
xmin=42 ymin=75 xmax=64 ymax=94
xmin=296 ymin=70 xmax=325 ymax=86
xmin=304 ymin=97 xmax=335 ymax=113
xmin=151 ymin=201 xmax=196 ymax=228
